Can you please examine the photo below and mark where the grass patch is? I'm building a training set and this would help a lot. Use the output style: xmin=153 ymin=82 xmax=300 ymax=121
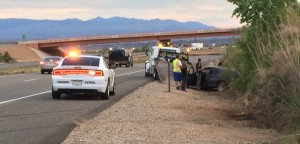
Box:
xmin=0 ymin=66 xmax=40 ymax=75
xmin=133 ymin=56 xmax=148 ymax=64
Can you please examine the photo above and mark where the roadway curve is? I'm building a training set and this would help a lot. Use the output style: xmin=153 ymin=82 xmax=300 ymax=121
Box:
xmin=0 ymin=55 xmax=221 ymax=144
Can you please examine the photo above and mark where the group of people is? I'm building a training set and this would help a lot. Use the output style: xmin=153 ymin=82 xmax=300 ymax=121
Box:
xmin=172 ymin=55 xmax=202 ymax=92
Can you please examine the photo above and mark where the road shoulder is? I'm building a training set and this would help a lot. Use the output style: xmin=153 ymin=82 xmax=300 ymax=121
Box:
xmin=63 ymin=82 xmax=278 ymax=143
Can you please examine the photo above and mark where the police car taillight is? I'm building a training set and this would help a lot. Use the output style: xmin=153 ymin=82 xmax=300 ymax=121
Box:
xmin=53 ymin=69 xmax=103 ymax=76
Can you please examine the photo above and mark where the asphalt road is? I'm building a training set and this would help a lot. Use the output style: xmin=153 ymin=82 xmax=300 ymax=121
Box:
xmin=0 ymin=63 xmax=151 ymax=144
xmin=0 ymin=55 xmax=222 ymax=144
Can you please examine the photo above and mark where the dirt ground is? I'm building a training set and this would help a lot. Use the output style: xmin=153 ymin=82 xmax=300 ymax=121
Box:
xmin=63 ymin=82 xmax=279 ymax=144
xmin=0 ymin=44 xmax=41 ymax=62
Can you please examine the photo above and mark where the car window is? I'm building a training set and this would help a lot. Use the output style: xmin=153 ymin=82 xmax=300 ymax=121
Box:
xmin=44 ymin=57 xmax=61 ymax=61
xmin=62 ymin=57 xmax=100 ymax=66
xmin=210 ymin=68 xmax=220 ymax=75
xmin=202 ymin=68 xmax=210 ymax=74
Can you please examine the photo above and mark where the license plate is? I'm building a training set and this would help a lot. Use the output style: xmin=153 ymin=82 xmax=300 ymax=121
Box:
xmin=46 ymin=63 xmax=55 ymax=66
xmin=72 ymin=80 xmax=82 ymax=86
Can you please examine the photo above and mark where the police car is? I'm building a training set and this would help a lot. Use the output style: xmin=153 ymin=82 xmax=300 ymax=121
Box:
xmin=51 ymin=54 xmax=116 ymax=100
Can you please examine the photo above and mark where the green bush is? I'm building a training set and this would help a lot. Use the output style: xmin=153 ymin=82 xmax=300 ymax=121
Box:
xmin=3 ymin=51 xmax=16 ymax=63
xmin=227 ymin=0 xmax=300 ymax=135
xmin=0 ymin=51 xmax=15 ymax=63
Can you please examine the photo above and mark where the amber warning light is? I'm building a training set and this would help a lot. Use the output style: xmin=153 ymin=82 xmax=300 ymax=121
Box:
xmin=68 ymin=51 xmax=78 ymax=57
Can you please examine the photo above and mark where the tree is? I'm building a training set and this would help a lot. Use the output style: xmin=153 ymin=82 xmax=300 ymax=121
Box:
xmin=226 ymin=0 xmax=299 ymax=91
xmin=229 ymin=0 xmax=297 ymax=26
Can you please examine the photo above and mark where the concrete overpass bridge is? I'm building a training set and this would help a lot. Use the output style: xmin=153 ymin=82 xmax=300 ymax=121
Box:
xmin=18 ymin=28 xmax=240 ymax=56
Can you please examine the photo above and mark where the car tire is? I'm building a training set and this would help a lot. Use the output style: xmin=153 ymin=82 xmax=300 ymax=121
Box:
xmin=131 ymin=64 xmax=133 ymax=67
xmin=217 ymin=81 xmax=226 ymax=92
xmin=52 ymin=88 xmax=61 ymax=99
xmin=145 ymin=71 xmax=149 ymax=77
xmin=101 ymin=82 xmax=110 ymax=100
xmin=41 ymin=70 xmax=44 ymax=74
xmin=126 ymin=63 xmax=130 ymax=67
xmin=110 ymin=82 xmax=116 ymax=96
xmin=153 ymin=69 xmax=159 ymax=80
xmin=48 ymin=71 xmax=51 ymax=74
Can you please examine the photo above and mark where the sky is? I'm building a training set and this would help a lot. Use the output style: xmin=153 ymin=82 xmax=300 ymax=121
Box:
xmin=0 ymin=0 xmax=242 ymax=28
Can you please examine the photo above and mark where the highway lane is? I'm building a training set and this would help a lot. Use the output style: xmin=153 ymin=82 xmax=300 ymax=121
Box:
xmin=0 ymin=63 xmax=151 ymax=144
xmin=0 ymin=55 xmax=222 ymax=144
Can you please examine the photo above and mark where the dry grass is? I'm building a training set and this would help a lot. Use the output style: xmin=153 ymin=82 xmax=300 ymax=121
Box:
xmin=188 ymin=47 xmax=226 ymax=56
xmin=0 ymin=66 xmax=40 ymax=75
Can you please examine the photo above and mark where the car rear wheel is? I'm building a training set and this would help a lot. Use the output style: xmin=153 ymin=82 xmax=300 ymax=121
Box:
xmin=41 ymin=70 xmax=44 ymax=74
xmin=52 ymin=88 xmax=61 ymax=99
xmin=101 ymin=83 xmax=110 ymax=100
xmin=145 ymin=71 xmax=149 ymax=77
xmin=217 ymin=81 xmax=226 ymax=92
xmin=153 ymin=69 xmax=159 ymax=80
xmin=110 ymin=82 xmax=116 ymax=96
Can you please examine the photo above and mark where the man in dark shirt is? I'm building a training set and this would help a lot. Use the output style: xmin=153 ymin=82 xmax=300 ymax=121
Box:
xmin=195 ymin=58 xmax=202 ymax=90
xmin=180 ymin=57 xmax=188 ymax=92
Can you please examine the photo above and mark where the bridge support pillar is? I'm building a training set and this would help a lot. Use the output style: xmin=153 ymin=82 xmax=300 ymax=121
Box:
xmin=158 ymin=39 xmax=172 ymax=47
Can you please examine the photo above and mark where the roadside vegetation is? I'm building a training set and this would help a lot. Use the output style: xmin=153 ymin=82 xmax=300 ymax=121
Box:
xmin=0 ymin=66 xmax=40 ymax=75
xmin=0 ymin=51 xmax=16 ymax=63
xmin=225 ymin=0 xmax=300 ymax=142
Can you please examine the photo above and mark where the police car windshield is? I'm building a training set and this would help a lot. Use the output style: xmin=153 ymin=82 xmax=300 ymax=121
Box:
xmin=62 ymin=57 xmax=100 ymax=66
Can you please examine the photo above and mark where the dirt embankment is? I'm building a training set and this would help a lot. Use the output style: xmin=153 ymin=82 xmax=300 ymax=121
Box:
xmin=63 ymin=82 xmax=278 ymax=144
xmin=0 ymin=44 xmax=41 ymax=62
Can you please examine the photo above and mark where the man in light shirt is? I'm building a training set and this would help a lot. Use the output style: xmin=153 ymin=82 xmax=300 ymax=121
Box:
xmin=173 ymin=55 xmax=182 ymax=90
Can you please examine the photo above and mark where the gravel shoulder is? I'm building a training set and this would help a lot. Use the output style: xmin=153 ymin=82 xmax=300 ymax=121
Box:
xmin=63 ymin=82 xmax=279 ymax=144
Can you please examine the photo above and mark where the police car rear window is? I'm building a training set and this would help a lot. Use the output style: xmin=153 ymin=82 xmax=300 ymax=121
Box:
xmin=62 ymin=57 xmax=100 ymax=66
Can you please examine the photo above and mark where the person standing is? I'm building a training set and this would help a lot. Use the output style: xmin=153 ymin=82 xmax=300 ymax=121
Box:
xmin=180 ymin=57 xmax=188 ymax=92
xmin=173 ymin=55 xmax=182 ymax=90
xmin=195 ymin=58 xmax=202 ymax=90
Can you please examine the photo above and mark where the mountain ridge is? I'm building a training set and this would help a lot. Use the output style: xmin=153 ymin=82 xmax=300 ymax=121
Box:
xmin=0 ymin=17 xmax=216 ymax=41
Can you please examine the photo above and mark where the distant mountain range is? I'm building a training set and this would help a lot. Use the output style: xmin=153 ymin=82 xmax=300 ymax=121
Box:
xmin=0 ymin=17 xmax=216 ymax=41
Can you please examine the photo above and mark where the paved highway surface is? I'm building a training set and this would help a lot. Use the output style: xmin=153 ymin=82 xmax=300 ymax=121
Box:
xmin=0 ymin=55 xmax=221 ymax=144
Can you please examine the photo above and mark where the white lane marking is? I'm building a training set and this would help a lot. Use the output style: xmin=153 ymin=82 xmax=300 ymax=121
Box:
xmin=0 ymin=70 xmax=145 ymax=106
xmin=24 ymin=79 xmax=37 ymax=82
xmin=116 ymin=70 xmax=144 ymax=77
xmin=0 ymin=91 xmax=51 ymax=105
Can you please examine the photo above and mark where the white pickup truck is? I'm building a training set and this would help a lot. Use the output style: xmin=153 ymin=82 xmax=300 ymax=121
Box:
xmin=145 ymin=46 xmax=180 ymax=80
